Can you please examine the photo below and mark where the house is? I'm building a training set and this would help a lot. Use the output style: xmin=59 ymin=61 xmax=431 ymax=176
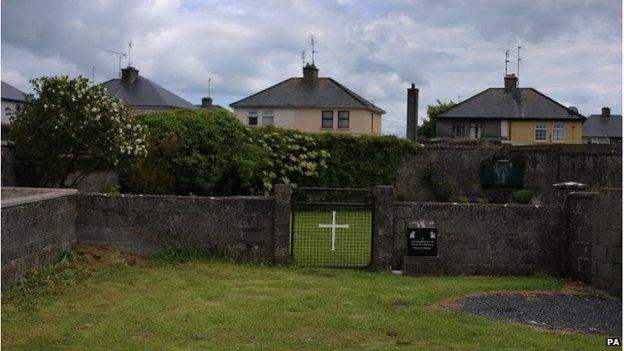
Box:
xmin=436 ymin=74 xmax=586 ymax=144
xmin=1 ymin=81 xmax=27 ymax=125
xmin=230 ymin=64 xmax=385 ymax=135
xmin=582 ymin=107 xmax=622 ymax=144
xmin=101 ymin=66 xmax=196 ymax=113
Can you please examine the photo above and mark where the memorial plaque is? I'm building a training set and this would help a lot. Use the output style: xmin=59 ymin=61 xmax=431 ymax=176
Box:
xmin=406 ymin=227 xmax=437 ymax=257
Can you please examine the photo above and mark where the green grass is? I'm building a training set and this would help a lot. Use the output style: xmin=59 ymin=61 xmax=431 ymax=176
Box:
xmin=292 ymin=210 xmax=372 ymax=267
xmin=1 ymin=252 xmax=604 ymax=350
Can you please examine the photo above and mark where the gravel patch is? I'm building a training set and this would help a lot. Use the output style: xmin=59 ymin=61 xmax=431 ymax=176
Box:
xmin=455 ymin=293 xmax=621 ymax=335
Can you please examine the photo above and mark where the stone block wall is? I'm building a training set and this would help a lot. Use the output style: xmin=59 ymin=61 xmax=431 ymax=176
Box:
xmin=1 ymin=188 xmax=77 ymax=287
xmin=395 ymin=144 xmax=621 ymax=203
xmin=565 ymin=189 xmax=622 ymax=296
xmin=76 ymin=193 xmax=277 ymax=261
xmin=392 ymin=202 xmax=562 ymax=275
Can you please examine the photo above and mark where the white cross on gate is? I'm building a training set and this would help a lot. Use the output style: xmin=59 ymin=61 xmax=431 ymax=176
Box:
xmin=318 ymin=211 xmax=350 ymax=251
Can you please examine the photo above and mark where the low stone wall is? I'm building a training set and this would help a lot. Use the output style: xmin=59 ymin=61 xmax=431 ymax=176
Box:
xmin=392 ymin=202 xmax=562 ymax=275
xmin=565 ymin=189 xmax=621 ymax=296
xmin=76 ymin=193 xmax=277 ymax=261
xmin=395 ymin=143 xmax=621 ymax=203
xmin=1 ymin=187 xmax=78 ymax=287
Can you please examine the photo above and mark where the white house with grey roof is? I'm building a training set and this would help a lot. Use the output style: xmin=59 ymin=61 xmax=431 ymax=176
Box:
xmin=230 ymin=64 xmax=385 ymax=135
xmin=101 ymin=66 xmax=196 ymax=114
xmin=582 ymin=107 xmax=622 ymax=144
xmin=1 ymin=81 xmax=27 ymax=125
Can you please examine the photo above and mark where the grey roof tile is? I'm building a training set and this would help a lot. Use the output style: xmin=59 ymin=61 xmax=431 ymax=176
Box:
xmin=230 ymin=77 xmax=385 ymax=114
xmin=582 ymin=114 xmax=622 ymax=138
xmin=1 ymin=81 xmax=26 ymax=102
xmin=439 ymin=88 xmax=585 ymax=121
xmin=101 ymin=76 xmax=196 ymax=109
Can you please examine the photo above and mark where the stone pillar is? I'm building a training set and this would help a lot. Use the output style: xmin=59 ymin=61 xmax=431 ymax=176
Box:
xmin=273 ymin=184 xmax=292 ymax=264
xmin=552 ymin=181 xmax=589 ymax=276
xmin=372 ymin=186 xmax=395 ymax=270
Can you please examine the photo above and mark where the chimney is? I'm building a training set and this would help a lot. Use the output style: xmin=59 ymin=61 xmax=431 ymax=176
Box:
xmin=504 ymin=74 xmax=518 ymax=94
xmin=303 ymin=63 xmax=318 ymax=84
xmin=601 ymin=107 xmax=611 ymax=119
xmin=121 ymin=66 xmax=139 ymax=85
xmin=406 ymin=83 xmax=419 ymax=142
xmin=201 ymin=97 xmax=213 ymax=109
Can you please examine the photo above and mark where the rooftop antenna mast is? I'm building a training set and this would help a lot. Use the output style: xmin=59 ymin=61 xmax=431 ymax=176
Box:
xmin=517 ymin=46 xmax=523 ymax=87
xmin=301 ymin=50 xmax=306 ymax=67
xmin=208 ymin=78 xmax=212 ymax=97
xmin=504 ymin=50 xmax=510 ymax=75
xmin=106 ymin=49 xmax=127 ymax=78
xmin=91 ymin=65 xmax=95 ymax=81
xmin=308 ymin=34 xmax=316 ymax=65
xmin=128 ymin=40 xmax=133 ymax=67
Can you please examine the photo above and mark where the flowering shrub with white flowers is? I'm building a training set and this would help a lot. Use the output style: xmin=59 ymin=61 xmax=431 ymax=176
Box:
xmin=9 ymin=76 xmax=148 ymax=187
xmin=250 ymin=128 xmax=329 ymax=195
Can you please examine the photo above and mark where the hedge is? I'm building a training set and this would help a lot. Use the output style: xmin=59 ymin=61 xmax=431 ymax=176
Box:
xmin=122 ymin=109 xmax=422 ymax=196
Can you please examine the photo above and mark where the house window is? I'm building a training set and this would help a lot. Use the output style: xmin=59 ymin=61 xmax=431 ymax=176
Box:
xmin=338 ymin=111 xmax=349 ymax=128
xmin=453 ymin=123 xmax=467 ymax=138
xmin=248 ymin=110 xmax=258 ymax=126
xmin=535 ymin=123 xmax=547 ymax=141
xmin=469 ymin=123 xmax=482 ymax=139
xmin=321 ymin=110 xmax=333 ymax=128
xmin=552 ymin=124 xmax=564 ymax=142
xmin=262 ymin=110 xmax=274 ymax=126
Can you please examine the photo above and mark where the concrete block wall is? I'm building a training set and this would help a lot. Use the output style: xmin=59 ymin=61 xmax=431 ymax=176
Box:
xmin=395 ymin=144 xmax=621 ymax=203
xmin=566 ymin=189 xmax=622 ymax=296
xmin=392 ymin=202 xmax=562 ymax=275
xmin=1 ymin=188 xmax=78 ymax=287
xmin=76 ymin=193 xmax=277 ymax=262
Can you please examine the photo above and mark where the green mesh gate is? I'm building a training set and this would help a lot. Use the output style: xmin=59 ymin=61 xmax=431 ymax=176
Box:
xmin=291 ymin=187 xmax=374 ymax=268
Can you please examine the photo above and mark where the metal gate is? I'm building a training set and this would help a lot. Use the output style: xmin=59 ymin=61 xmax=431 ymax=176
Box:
xmin=291 ymin=187 xmax=374 ymax=268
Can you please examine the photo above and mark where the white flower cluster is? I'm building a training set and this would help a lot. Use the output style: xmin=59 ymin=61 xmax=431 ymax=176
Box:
xmin=254 ymin=130 xmax=329 ymax=195
xmin=31 ymin=75 xmax=149 ymax=168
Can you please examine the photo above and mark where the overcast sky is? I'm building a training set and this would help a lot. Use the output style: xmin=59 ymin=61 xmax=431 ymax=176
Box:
xmin=2 ymin=0 xmax=622 ymax=135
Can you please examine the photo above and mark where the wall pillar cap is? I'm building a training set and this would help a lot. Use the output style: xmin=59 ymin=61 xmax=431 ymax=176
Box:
xmin=552 ymin=182 xmax=588 ymax=190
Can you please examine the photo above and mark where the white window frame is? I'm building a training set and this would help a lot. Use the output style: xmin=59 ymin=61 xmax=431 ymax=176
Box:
xmin=534 ymin=123 xmax=547 ymax=141
xmin=262 ymin=110 xmax=274 ymax=126
xmin=552 ymin=124 xmax=564 ymax=142
xmin=469 ymin=123 xmax=482 ymax=139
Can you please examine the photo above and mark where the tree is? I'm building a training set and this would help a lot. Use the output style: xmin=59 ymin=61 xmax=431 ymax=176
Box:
xmin=10 ymin=76 xmax=148 ymax=187
xmin=419 ymin=99 xmax=457 ymax=138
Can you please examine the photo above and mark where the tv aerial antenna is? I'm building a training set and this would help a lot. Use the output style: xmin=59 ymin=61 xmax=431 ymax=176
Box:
xmin=106 ymin=49 xmax=127 ymax=78
xmin=208 ymin=77 xmax=212 ymax=97
xmin=128 ymin=40 xmax=133 ymax=67
xmin=301 ymin=50 xmax=306 ymax=67
xmin=517 ymin=46 xmax=523 ymax=86
xmin=308 ymin=34 xmax=316 ymax=65
xmin=504 ymin=50 xmax=510 ymax=75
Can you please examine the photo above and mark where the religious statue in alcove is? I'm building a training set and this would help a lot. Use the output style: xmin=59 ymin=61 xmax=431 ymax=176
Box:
xmin=481 ymin=156 xmax=524 ymax=188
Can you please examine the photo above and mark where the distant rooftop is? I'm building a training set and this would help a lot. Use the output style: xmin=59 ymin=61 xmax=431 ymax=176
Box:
xmin=230 ymin=64 xmax=385 ymax=114
xmin=583 ymin=107 xmax=622 ymax=138
xmin=439 ymin=75 xmax=585 ymax=121
xmin=1 ymin=81 xmax=27 ymax=102
xmin=101 ymin=66 xmax=196 ymax=110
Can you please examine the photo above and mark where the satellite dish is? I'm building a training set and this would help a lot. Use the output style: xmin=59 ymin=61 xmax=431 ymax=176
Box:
xmin=568 ymin=106 xmax=578 ymax=114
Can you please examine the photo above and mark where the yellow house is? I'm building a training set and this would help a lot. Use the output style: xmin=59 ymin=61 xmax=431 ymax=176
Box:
xmin=436 ymin=74 xmax=585 ymax=144
xmin=230 ymin=64 xmax=385 ymax=135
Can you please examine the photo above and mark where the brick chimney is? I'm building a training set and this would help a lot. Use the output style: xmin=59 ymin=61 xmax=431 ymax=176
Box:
xmin=504 ymin=74 xmax=518 ymax=94
xmin=303 ymin=63 xmax=318 ymax=84
xmin=121 ymin=66 xmax=139 ymax=85
xmin=406 ymin=83 xmax=419 ymax=142
xmin=201 ymin=97 xmax=213 ymax=109
xmin=601 ymin=107 xmax=611 ymax=119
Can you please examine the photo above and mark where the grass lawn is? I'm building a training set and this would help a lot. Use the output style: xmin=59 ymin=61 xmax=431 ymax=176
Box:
xmin=292 ymin=210 xmax=372 ymax=267
xmin=2 ymin=246 xmax=603 ymax=350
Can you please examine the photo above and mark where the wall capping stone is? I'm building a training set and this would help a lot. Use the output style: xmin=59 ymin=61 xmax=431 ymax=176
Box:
xmin=1 ymin=187 xmax=78 ymax=208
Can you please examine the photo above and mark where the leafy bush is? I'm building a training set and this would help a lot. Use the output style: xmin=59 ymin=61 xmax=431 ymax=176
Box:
xmin=514 ymin=189 xmax=534 ymax=204
xmin=314 ymin=133 xmax=421 ymax=188
xmin=10 ymin=76 xmax=147 ymax=187
xmin=423 ymin=162 xmax=456 ymax=201
xmin=121 ymin=109 xmax=270 ymax=196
